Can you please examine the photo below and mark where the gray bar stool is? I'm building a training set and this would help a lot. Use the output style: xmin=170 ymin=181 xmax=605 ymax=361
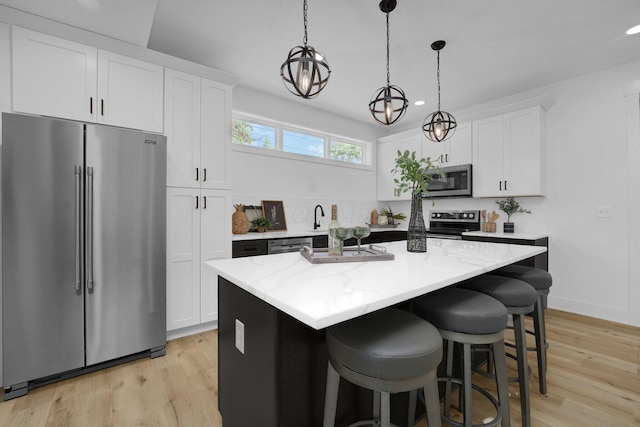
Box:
xmin=492 ymin=265 xmax=552 ymax=394
xmin=323 ymin=308 xmax=443 ymax=427
xmin=412 ymin=288 xmax=511 ymax=427
xmin=458 ymin=275 xmax=537 ymax=427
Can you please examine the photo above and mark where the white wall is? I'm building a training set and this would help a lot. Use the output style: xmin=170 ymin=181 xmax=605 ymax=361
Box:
xmin=232 ymin=86 xmax=380 ymax=230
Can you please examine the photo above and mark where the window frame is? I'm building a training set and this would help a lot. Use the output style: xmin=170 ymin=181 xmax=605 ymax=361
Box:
xmin=232 ymin=111 xmax=373 ymax=170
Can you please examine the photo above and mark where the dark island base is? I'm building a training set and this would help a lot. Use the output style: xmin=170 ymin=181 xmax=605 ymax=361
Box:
xmin=218 ymin=277 xmax=422 ymax=427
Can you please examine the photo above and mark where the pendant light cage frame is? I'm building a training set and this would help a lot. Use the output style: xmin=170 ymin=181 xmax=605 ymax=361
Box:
xmin=423 ymin=40 xmax=457 ymax=142
xmin=369 ymin=0 xmax=409 ymax=125
xmin=280 ymin=0 xmax=331 ymax=99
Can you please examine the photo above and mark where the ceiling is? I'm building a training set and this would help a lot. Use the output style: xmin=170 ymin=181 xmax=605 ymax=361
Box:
xmin=4 ymin=0 xmax=640 ymax=128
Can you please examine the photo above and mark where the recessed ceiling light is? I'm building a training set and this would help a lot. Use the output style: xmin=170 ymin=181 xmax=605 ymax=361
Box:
xmin=414 ymin=100 xmax=425 ymax=106
xmin=626 ymin=24 xmax=640 ymax=35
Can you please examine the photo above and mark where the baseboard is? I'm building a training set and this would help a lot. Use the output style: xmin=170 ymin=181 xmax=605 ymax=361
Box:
xmin=167 ymin=320 xmax=218 ymax=341
xmin=548 ymin=295 xmax=631 ymax=325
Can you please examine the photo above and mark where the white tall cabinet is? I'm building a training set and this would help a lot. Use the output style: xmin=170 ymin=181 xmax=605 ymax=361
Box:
xmin=165 ymin=68 xmax=232 ymax=332
xmin=472 ymin=106 xmax=545 ymax=197
xmin=11 ymin=26 xmax=164 ymax=133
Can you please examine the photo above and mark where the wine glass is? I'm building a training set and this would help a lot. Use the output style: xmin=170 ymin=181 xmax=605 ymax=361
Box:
xmin=352 ymin=225 xmax=371 ymax=255
xmin=329 ymin=227 xmax=353 ymax=256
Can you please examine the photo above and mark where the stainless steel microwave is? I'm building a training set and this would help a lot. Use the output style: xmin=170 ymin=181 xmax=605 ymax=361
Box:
xmin=424 ymin=164 xmax=473 ymax=198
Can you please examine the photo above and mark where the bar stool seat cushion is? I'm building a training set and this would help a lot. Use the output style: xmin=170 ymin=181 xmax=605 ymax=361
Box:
xmin=412 ymin=288 xmax=507 ymax=335
xmin=459 ymin=275 xmax=537 ymax=309
xmin=326 ymin=309 xmax=442 ymax=381
xmin=493 ymin=265 xmax=552 ymax=293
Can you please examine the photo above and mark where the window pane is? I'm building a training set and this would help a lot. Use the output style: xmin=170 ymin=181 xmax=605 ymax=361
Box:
xmin=232 ymin=119 xmax=275 ymax=149
xmin=283 ymin=130 xmax=324 ymax=157
xmin=329 ymin=140 xmax=363 ymax=164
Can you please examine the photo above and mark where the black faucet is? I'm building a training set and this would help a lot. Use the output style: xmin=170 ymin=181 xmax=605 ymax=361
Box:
xmin=313 ymin=204 xmax=325 ymax=230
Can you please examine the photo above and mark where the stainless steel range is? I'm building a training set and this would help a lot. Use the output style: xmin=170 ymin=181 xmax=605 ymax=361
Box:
xmin=427 ymin=210 xmax=481 ymax=240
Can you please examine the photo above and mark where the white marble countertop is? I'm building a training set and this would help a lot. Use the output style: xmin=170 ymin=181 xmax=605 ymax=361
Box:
xmin=462 ymin=231 xmax=548 ymax=240
xmin=206 ymin=239 xmax=547 ymax=330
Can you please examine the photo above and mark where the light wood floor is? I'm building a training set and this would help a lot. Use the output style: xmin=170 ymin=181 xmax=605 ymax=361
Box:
xmin=1 ymin=309 xmax=639 ymax=426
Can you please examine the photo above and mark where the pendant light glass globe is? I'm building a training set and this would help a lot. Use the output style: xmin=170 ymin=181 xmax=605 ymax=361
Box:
xmin=369 ymin=0 xmax=408 ymax=125
xmin=423 ymin=40 xmax=457 ymax=142
xmin=280 ymin=0 xmax=330 ymax=99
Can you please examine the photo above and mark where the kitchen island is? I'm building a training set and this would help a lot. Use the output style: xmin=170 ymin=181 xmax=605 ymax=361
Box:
xmin=206 ymin=239 xmax=547 ymax=427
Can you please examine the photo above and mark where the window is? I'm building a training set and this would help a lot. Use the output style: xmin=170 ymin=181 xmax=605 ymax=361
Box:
xmin=232 ymin=113 xmax=371 ymax=167
xmin=283 ymin=129 xmax=324 ymax=158
xmin=232 ymin=118 xmax=276 ymax=149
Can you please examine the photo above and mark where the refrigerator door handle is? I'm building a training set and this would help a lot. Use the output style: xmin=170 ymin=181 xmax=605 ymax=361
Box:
xmin=86 ymin=166 xmax=94 ymax=291
xmin=75 ymin=165 xmax=82 ymax=292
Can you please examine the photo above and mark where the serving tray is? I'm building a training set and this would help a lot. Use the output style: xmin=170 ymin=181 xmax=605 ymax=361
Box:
xmin=300 ymin=245 xmax=394 ymax=264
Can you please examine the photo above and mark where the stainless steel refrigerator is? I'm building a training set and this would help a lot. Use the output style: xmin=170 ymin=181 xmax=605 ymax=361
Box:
xmin=2 ymin=113 xmax=167 ymax=399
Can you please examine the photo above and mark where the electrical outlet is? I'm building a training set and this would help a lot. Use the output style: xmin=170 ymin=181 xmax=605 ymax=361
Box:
xmin=235 ymin=319 xmax=245 ymax=354
xmin=596 ymin=206 xmax=612 ymax=218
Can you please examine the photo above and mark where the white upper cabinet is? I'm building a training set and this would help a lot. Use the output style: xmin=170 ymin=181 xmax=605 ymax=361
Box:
xmin=11 ymin=27 xmax=164 ymax=133
xmin=165 ymin=69 xmax=232 ymax=189
xmin=473 ymin=106 xmax=545 ymax=197
xmin=201 ymin=78 xmax=232 ymax=190
xmin=376 ymin=131 xmax=423 ymax=201
xmin=97 ymin=50 xmax=164 ymax=133
xmin=421 ymin=121 xmax=472 ymax=166
xmin=12 ymin=26 xmax=97 ymax=123
xmin=165 ymin=69 xmax=202 ymax=188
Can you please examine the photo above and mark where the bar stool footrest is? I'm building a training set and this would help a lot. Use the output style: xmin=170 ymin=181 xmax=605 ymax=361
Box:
xmin=437 ymin=376 xmax=502 ymax=427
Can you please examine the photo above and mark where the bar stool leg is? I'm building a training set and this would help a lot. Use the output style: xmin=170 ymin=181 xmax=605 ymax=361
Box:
xmin=381 ymin=392 xmax=391 ymax=427
xmin=533 ymin=296 xmax=548 ymax=395
xmin=407 ymin=389 xmax=417 ymax=426
xmin=323 ymin=362 xmax=340 ymax=427
xmin=513 ymin=314 xmax=531 ymax=427
xmin=424 ymin=378 xmax=442 ymax=427
xmin=492 ymin=338 xmax=511 ymax=427
xmin=373 ymin=391 xmax=381 ymax=419
xmin=444 ymin=340 xmax=454 ymax=418
xmin=463 ymin=342 xmax=472 ymax=427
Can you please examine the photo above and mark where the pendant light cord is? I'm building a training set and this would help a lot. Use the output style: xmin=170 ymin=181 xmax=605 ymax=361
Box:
xmin=386 ymin=12 xmax=390 ymax=86
xmin=303 ymin=0 xmax=308 ymax=47
xmin=436 ymin=49 xmax=441 ymax=110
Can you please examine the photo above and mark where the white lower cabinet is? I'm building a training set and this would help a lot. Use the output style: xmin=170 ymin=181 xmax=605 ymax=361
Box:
xmin=166 ymin=187 xmax=231 ymax=331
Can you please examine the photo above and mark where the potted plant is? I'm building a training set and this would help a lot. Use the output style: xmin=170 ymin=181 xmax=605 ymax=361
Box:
xmin=250 ymin=216 xmax=274 ymax=233
xmin=391 ymin=150 xmax=438 ymax=252
xmin=496 ymin=196 xmax=531 ymax=233
xmin=379 ymin=206 xmax=406 ymax=225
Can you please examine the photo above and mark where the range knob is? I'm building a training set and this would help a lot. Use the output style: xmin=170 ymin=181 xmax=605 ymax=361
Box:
xmin=462 ymin=213 xmax=468 ymax=218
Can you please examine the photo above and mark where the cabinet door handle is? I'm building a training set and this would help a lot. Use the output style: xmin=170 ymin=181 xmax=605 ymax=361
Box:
xmin=203 ymin=196 xmax=207 ymax=209
xmin=196 ymin=167 xmax=199 ymax=181
xmin=90 ymin=97 xmax=93 ymax=114
xmin=504 ymin=180 xmax=508 ymax=191
xmin=445 ymin=154 xmax=449 ymax=163
xmin=203 ymin=168 xmax=207 ymax=182
xmin=101 ymin=99 xmax=104 ymax=116
xmin=195 ymin=195 xmax=199 ymax=209
xmin=499 ymin=181 xmax=502 ymax=191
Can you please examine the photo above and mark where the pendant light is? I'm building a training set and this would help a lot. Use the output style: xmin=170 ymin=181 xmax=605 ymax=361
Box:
xmin=423 ymin=40 xmax=457 ymax=142
xmin=368 ymin=0 xmax=408 ymax=125
xmin=280 ymin=0 xmax=331 ymax=99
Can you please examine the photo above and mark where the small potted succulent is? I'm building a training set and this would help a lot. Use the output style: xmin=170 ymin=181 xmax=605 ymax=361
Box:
xmin=250 ymin=216 xmax=274 ymax=233
xmin=496 ymin=196 xmax=531 ymax=233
